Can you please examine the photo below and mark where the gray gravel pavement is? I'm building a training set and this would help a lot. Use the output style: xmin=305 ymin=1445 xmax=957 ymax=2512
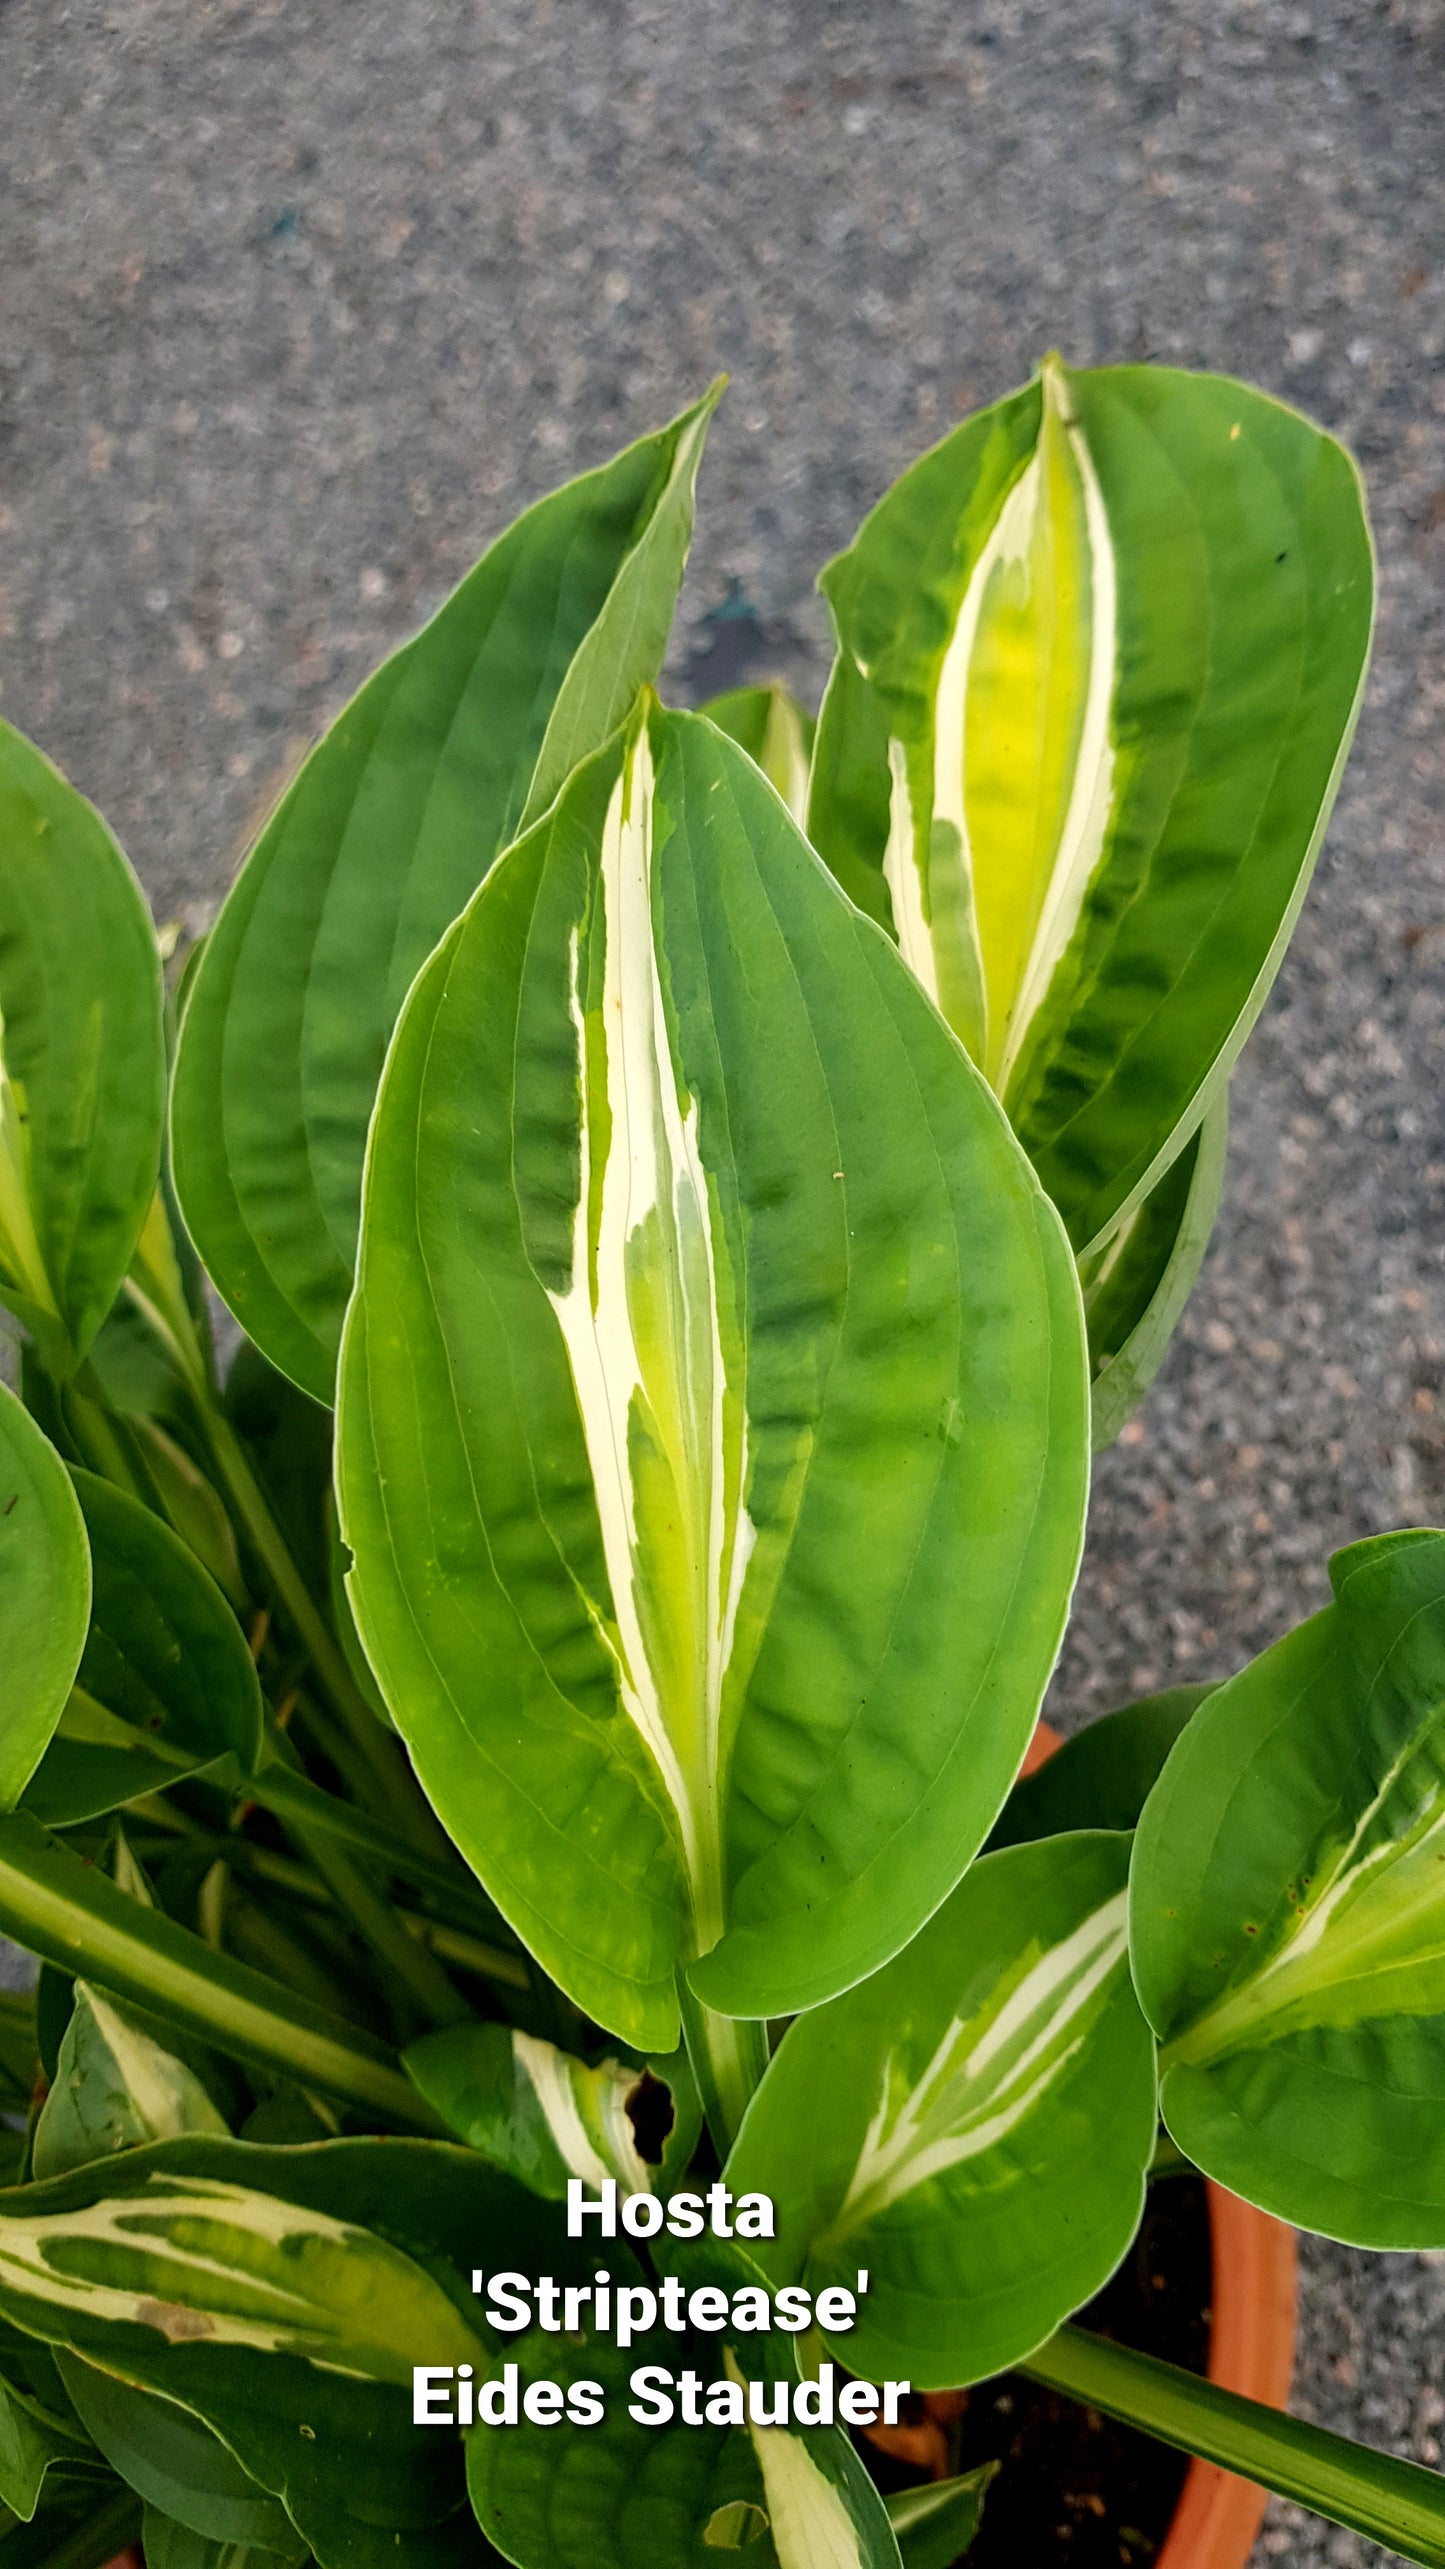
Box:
xmin=2 ymin=4 xmax=1443 ymax=2560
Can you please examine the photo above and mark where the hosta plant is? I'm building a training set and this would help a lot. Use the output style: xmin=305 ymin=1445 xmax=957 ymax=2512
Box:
xmin=0 ymin=357 xmax=1437 ymax=2569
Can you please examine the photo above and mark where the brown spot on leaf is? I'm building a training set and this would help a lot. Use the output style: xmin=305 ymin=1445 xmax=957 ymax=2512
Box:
xmin=136 ymin=2297 xmax=215 ymax=2342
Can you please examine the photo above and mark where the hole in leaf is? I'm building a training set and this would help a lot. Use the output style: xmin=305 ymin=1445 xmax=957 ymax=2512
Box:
xmin=703 ymin=2501 xmax=770 ymax=2550
xmin=626 ymin=2071 xmax=675 ymax=2166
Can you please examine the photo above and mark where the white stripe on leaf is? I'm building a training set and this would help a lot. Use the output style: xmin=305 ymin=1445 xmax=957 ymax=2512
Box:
xmin=834 ymin=1891 xmax=1129 ymax=2230
xmin=0 ymin=2176 xmax=480 ymax=2384
xmin=547 ymin=718 xmax=755 ymax=1956
xmin=885 ymin=355 xmax=1118 ymax=1099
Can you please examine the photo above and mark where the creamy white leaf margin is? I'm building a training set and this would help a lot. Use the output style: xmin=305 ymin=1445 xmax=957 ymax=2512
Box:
xmin=1169 ymin=1761 xmax=1445 ymax=2069
xmin=831 ymin=1891 xmax=1129 ymax=2233
xmin=880 ymin=358 xmax=1118 ymax=1098
xmin=546 ymin=718 xmax=754 ymax=1957
xmin=722 ymin=2354 xmax=868 ymax=2569
xmin=33 ymin=1983 xmax=226 ymax=2178
xmin=511 ymin=2031 xmax=652 ymax=2195
xmin=0 ymin=2175 xmax=479 ymax=2383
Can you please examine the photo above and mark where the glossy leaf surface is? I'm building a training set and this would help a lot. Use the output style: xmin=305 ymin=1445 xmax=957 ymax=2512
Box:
xmin=0 ymin=2137 xmax=568 ymax=2569
xmin=728 ymin=1833 xmax=1156 ymax=2385
xmin=23 ymin=1472 xmax=262 ymax=1828
xmin=0 ymin=1388 xmax=91 ymax=1811
xmin=1084 ymin=1095 xmax=1228 ymax=1452
xmin=173 ymin=392 xmax=720 ymax=1402
xmin=1132 ymin=1530 xmax=1445 ymax=2244
xmin=338 ymin=706 xmax=1088 ymax=2048
xmin=808 ymin=358 xmax=1374 ymax=1252
xmin=0 ymin=723 xmax=166 ymax=1376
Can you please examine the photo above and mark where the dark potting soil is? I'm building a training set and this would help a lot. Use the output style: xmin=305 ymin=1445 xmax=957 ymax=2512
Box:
xmin=865 ymin=2176 xmax=1212 ymax=2569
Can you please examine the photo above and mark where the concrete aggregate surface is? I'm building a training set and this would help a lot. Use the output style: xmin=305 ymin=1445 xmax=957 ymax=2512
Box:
xmin=1 ymin=2 xmax=1442 ymax=2560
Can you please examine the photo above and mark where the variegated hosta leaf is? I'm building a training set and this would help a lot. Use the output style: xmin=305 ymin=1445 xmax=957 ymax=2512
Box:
xmin=402 ymin=2022 xmax=700 ymax=2200
xmin=808 ymin=355 xmax=1374 ymax=1256
xmin=32 ymin=1983 xmax=227 ymax=2180
xmin=0 ymin=2137 xmax=575 ymax=2569
xmin=699 ymin=684 xmax=816 ymax=826
xmin=1133 ymin=1528 xmax=1445 ymax=2247
xmin=466 ymin=2258 xmax=901 ymax=2569
xmin=727 ymin=1833 xmax=1156 ymax=2386
xmin=1083 ymin=1093 xmax=1228 ymax=1452
xmin=337 ymin=705 xmax=1088 ymax=2050
xmin=0 ymin=722 xmax=166 ymax=1380
xmin=0 ymin=1385 xmax=90 ymax=1812
xmin=172 ymin=388 xmax=721 ymax=1405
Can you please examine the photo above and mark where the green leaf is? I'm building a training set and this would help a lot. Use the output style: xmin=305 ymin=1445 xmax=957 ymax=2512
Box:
xmin=23 ymin=1472 xmax=262 ymax=1828
xmin=1131 ymin=1528 xmax=1445 ymax=2245
xmin=0 ymin=1811 xmax=436 ymax=2131
xmin=808 ymin=356 xmax=1374 ymax=1253
xmin=0 ymin=2136 xmax=573 ymax=2569
xmin=1024 ymin=2322 xmax=1445 ymax=2569
xmin=0 ymin=724 xmax=166 ymax=1377
xmin=33 ymin=1981 xmax=227 ymax=2180
xmin=142 ymin=2509 xmax=309 ymax=2569
xmin=885 ymin=2467 xmax=994 ymax=2569
xmin=1083 ymin=1093 xmax=1228 ymax=1452
xmin=727 ymin=1832 xmax=1156 ymax=2386
xmin=698 ymin=686 xmax=815 ymax=827
xmin=465 ymin=2283 xmax=901 ymax=2569
xmin=0 ymin=1387 xmax=91 ymax=1810
xmin=0 ymin=2372 xmax=91 ymax=2524
xmin=338 ymin=704 xmax=1088 ymax=2049
xmin=987 ymin=1685 xmax=1215 ymax=1850
xmin=61 ymin=2363 xmax=305 ymax=2561
xmin=172 ymin=390 xmax=722 ymax=1404
xmin=402 ymin=2023 xmax=699 ymax=2202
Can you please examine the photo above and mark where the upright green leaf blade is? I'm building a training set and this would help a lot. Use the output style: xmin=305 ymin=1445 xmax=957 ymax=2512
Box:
xmin=1132 ymin=1529 xmax=1445 ymax=2244
xmin=338 ymin=707 xmax=1088 ymax=2048
xmin=0 ymin=1811 xmax=435 ymax=2130
xmin=727 ymin=1833 xmax=1156 ymax=2386
xmin=886 ymin=2468 xmax=994 ymax=2569
xmin=172 ymin=390 xmax=721 ymax=1403
xmin=810 ymin=358 xmax=1374 ymax=1252
xmin=0 ymin=725 xmax=165 ymax=1376
xmin=0 ymin=1387 xmax=90 ymax=1810
xmin=1084 ymin=1094 xmax=1228 ymax=1452
xmin=699 ymin=686 xmax=816 ymax=827
xmin=24 ymin=1471 xmax=262 ymax=1828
